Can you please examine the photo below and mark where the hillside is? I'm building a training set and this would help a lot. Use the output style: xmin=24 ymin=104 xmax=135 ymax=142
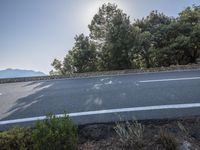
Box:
xmin=0 ymin=69 xmax=46 ymax=78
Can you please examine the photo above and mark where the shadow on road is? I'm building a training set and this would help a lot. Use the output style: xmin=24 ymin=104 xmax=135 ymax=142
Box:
xmin=1 ymin=77 xmax=131 ymax=121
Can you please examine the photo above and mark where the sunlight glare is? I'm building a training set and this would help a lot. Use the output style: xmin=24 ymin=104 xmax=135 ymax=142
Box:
xmin=81 ymin=0 xmax=127 ymax=25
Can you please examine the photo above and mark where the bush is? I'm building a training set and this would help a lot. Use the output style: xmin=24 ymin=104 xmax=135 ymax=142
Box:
xmin=32 ymin=114 xmax=78 ymax=150
xmin=114 ymin=120 xmax=144 ymax=149
xmin=0 ymin=127 xmax=33 ymax=150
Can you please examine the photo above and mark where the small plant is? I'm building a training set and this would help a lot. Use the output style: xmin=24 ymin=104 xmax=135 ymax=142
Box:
xmin=177 ymin=121 xmax=188 ymax=135
xmin=0 ymin=127 xmax=33 ymax=150
xmin=32 ymin=114 xmax=78 ymax=150
xmin=157 ymin=129 xmax=178 ymax=150
xmin=114 ymin=120 xmax=144 ymax=149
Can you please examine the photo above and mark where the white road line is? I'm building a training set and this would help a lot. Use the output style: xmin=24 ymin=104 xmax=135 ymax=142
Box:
xmin=0 ymin=93 xmax=2 ymax=96
xmin=139 ymin=76 xmax=200 ymax=83
xmin=1 ymin=103 xmax=200 ymax=125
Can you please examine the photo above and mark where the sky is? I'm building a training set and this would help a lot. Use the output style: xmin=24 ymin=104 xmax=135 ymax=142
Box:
xmin=0 ymin=0 xmax=200 ymax=74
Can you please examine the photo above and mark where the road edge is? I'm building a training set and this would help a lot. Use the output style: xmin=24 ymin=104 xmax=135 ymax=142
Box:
xmin=0 ymin=64 xmax=199 ymax=84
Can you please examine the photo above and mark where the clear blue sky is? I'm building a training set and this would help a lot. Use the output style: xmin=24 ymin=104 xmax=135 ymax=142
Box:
xmin=1 ymin=0 xmax=199 ymax=74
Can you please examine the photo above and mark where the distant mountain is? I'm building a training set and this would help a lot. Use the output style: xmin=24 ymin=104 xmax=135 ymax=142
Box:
xmin=0 ymin=69 xmax=46 ymax=78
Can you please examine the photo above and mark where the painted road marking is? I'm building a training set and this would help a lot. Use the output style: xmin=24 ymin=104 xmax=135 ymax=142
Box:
xmin=1 ymin=103 xmax=200 ymax=125
xmin=139 ymin=76 xmax=200 ymax=83
xmin=0 ymin=93 xmax=2 ymax=96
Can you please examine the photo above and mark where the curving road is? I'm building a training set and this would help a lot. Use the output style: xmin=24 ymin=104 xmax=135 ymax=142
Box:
xmin=0 ymin=69 xmax=200 ymax=129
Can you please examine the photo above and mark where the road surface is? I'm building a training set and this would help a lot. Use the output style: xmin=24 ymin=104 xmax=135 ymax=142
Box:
xmin=0 ymin=70 xmax=200 ymax=129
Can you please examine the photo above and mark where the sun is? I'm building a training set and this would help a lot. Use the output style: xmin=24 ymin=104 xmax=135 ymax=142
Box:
xmin=82 ymin=0 xmax=126 ymax=25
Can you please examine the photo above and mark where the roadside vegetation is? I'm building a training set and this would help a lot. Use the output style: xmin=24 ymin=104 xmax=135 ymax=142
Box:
xmin=32 ymin=114 xmax=78 ymax=150
xmin=1 ymin=115 xmax=200 ymax=150
xmin=0 ymin=127 xmax=33 ymax=150
xmin=80 ymin=117 xmax=200 ymax=150
xmin=114 ymin=120 xmax=145 ymax=149
xmin=50 ymin=3 xmax=200 ymax=75
xmin=0 ymin=114 xmax=78 ymax=150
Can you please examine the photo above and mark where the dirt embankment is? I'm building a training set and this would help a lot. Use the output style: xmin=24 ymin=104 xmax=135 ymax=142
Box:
xmin=78 ymin=117 xmax=200 ymax=150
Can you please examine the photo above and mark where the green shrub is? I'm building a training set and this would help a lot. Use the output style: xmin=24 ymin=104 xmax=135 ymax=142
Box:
xmin=32 ymin=114 xmax=78 ymax=150
xmin=0 ymin=127 xmax=33 ymax=150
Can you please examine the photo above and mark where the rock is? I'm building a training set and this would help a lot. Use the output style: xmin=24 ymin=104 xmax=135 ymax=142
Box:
xmin=178 ymin=141 xmax=191 ymax=150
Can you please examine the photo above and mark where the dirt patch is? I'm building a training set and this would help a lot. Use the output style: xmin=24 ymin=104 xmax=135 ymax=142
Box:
xmin=78 ymin=117 xmax=200 ymax=150
xmin=0 ymin=64 xmax=200 ymax=84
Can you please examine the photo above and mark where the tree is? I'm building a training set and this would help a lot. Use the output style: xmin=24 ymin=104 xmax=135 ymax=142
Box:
xmin=88 ymin=3 xmax=133 ymax=70
xmin=133 ymin=10 xmax=173 ymax=67
xmin=62 ymin=54 xmax=74 ymax=74
xmin=178 ymin=5 xmax=200 ymax=63
xmin=50 ymin=3 xmax=200 ymax=75
xmin=134 ymin=10 xmax=172 ymax=34
xmin=51 ymin=34 xmax=97 ymax=74
xmin=51 ymin=59 xmax=64 ymax=75
xmin=132 ymin=31 xmax=153 ymax=68
xmin=67 ymin=34 xmax=97 ymax=73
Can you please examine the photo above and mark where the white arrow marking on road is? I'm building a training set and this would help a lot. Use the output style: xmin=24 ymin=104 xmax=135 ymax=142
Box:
xmin=139 ymin=76 xmax=200 ymax=83
xmin=1 ymin=103 xmax=200 ymax=125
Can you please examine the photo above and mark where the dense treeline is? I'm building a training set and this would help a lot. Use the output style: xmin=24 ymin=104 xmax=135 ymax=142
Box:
xmin=50 ymin=3 xmax=200 ymax=75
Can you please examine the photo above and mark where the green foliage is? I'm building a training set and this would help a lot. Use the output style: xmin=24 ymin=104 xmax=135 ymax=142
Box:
xmin=32 ymin=114 xmax=78 ymax=150
xmin=134 ymin=10 xmax=172 ymax=33
xmin=51 ymin=3 xmax=200 ymax=75
xmin=0 ymin=127 xmax=33 ymax=150
xmin=132 ymin=31 xmax=153 ymax=68
xmin=68 ymin=34 xmax=97 ymax=73
xmin=51 ymin=34 xmax=97 ymax=74
xmin=51 ymin=59 xmax=64 ymax=75
xmin=0 ymin=114 xmax=78 ymax=150
xmin=89 ymin=3 xmax=133 ymax=70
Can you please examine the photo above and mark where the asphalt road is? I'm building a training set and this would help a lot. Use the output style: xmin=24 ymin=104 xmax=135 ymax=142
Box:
xmin=0 ymin=70 xmax=200 ymax=129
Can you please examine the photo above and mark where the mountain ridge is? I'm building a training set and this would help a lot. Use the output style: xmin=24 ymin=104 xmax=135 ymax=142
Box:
xmin=0 ymin=69 xmax=46 ymax=78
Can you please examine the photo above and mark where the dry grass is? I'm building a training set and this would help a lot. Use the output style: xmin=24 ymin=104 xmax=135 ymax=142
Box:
xmin=157 ymin=129 xmax=178 ymax=150
xmin=114 ymin=120 xmax=144 ymax=149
